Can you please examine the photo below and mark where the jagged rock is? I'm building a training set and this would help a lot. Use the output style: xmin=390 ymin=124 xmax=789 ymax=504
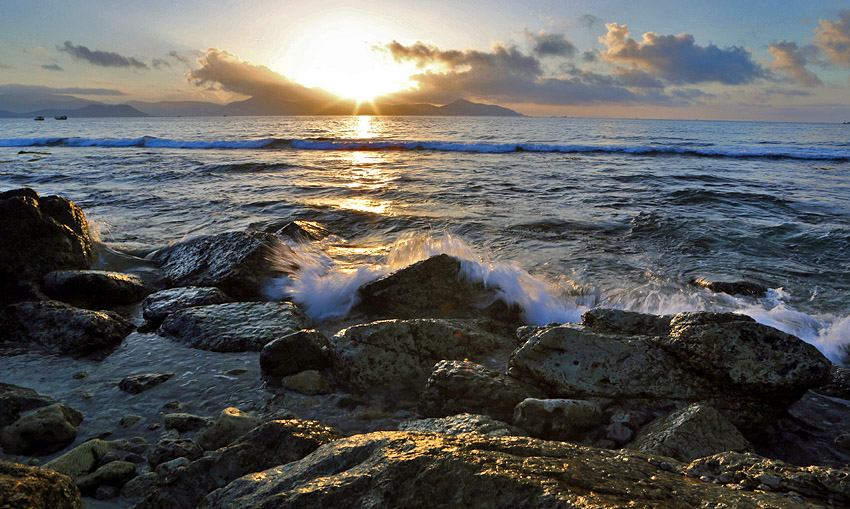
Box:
xmin=282 ymin=370 xmax=334 ymax=395
xmin=0 ymin=300 xmax=134 ymax=354
xmin=0 ymin=382 xmax=54 ymax=429
xmin=513 ymin=398 xmax=603 ymax=441
xmin=155 ymin=457 xmax=190 ymax=477
xmin=357 ymin=254 xmax=498 ymax=319
xmin=43 ymin=270 xmax=154 ymax=308
xmin=332 ymin=319 xmax=516 ymax=392
xmin=43 ymin=439 xmax=110 ymax=479
xmin=685 ymin=452 xmax=850 ymax=505
xmin=274 ymin=220 xmax=331 ymax=242
xmin=141 ymin=286 xmax=231 ymax=326
xmin=118 ymin=373 xmax=174 ymax=395
xmin=814 ymin=364 xmax=850 ymax=399
xmin=163 ymin=413 xmax=210 ymax=433
xmin=419 ymin=360 xmax=546 ymax=423
xmin=147 ymin=230 xmax=298 ymax=300
xmin=201 ymin=431 xmax=820 ymax=508
xmin=147 ymin=439 xmax=203 ymax=468
xmin=197 ymin=407 xmax=262 ymax=451
xmin=692 ymin=278 xmax=768 ymax=297
xmin=75 ymin=460 xmax=136 ymax=492
xmin=119 ymin=471 xmax=158 ymax=500
xmin=628 ymin=404 xmax=751 ymax=462
xmin=0 ymin=460 xmax=82 ymax=509
xmin=399 ymin=413 xmax=526 ymax=437
xmin=0 ymin=188 xmax=95 ymax=286
xmin=581 ymin=307 xmax=671 ymax=336
xmin=260 ymin=329 xmax=331 ymax=376
xmin=135 ymin=420 xmax=341 ymax=509
xmin=0 ymin=403 xmax=83 ymax=455
xmin=158 ymin=302 xmax=312 ymax=352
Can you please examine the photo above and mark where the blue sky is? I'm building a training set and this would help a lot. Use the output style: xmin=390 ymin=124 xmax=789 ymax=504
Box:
xmin=2 ymin=0 xmax=850 ymax=121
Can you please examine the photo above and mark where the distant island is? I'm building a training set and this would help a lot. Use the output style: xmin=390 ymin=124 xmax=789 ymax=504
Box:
xmin=0 ymin=94 xmax=521 ymax=118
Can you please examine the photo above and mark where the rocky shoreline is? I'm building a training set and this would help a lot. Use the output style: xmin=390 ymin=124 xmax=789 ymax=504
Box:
xmin=1 ymin=187 xmax=849 ymax=508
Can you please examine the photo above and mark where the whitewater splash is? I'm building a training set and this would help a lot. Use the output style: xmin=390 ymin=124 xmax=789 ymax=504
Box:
xmin=265 ymin=232 xmax=849 ymax=365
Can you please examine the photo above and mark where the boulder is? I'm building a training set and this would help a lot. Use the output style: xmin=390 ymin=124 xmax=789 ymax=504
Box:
xmin=163 ymin=413 xmax=210 ymax=433
xmin=581 ymin=307 xmax=671 ymax=336
xmin=260 ymin=329 xmax=331 ymax=376
xmin=147 ymin=230 xmax=298 ymax=300
xmin=0 ymin=300 xmax=134 ymax=354
xmin=43 ymin=270 xmax=154 ymax=308
xmin=201 ymin=431 xmax=822 ymax=508
xmin=419 ymin=360 xmax=546 ymax=423
xmin=118 ymin=373 xmax=174 ymax=395
xmin=197 ymin=407 xmax=262 ymax=451
xmin=158 ymin=302 xmax=312 ymax=352
xmin=513 ymin=398 xmax=603 ymax=441
xmin=399 ymin=413 xmax=526 ymax=437
xmin=1 ymin=403 xmax=83 ymax=455
xmin=155 ymin=457 xmax=191 ymax=477
xmin=147 ymin=439 xmax=203 ymax=468
xmin=692 ymin=278 xmax=768 ymax=298
xmin=75 ymin=460 xmax=136 ymax=492
xmin=135 ymin=420 xmax=341 ymax=509
xmin=0 ymin=382 xmax=54 ymax=429
xmin=119 ymin=471 xmax=158 ymax=501
xmin=282 ymin=370 xmax=334 ymax=395
xmin=43 ymin=439 xmax=110 ymax=479
xmin=332 ymin=318 xmax=516 ymax=392
xmin=813 ymin=364 xmax=850 ymax=399
xmin=141 ymin=286 xmax=231 ymax=326
xmin=0 ymin=188 xmax=94 ymax=285
xmin=274 ymin=220 xmax=331 ymax=242
xmin=0 ymin=460 xmax=81 ymax=509
xmin=627 ymin=404 xmax=751 ymax=462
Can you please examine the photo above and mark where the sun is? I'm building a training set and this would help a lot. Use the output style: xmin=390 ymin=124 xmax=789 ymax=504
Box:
xmin=278 ymin=13 xmax=418 ymax=102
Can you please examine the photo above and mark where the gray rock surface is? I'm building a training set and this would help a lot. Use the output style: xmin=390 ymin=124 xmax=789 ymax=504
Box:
xmin=43 ymin=270 xmax=154 ymax=308
xmin=119 ymin=471 xmax=158 ymax=501
xmin=43 ymin=439 xmax=110 ymax=479
xmin=158 ymin=302 xmax=312 ymax=352
xmin=513 ymin=398 xmax=603 ymax=441
xmin=282 ymin=370 xmax=334 ymax=395
xmin=75 ymin=460 xmax=136 ymax=492
xmin=163 ymin=413 xmax=210 ymax=433
xmin=118 ymin=373 xmax=174 ymax=395
xmin=0 ymin=403 xmax=83 ymax=455
xmin=399 ymin=413 xmax=526 ymax=437
xmin=332 ymin=318 xmax=516 ymax=392
xmin=628 ymin=403 xmax=752 ymax=462
xmin=814 ymin=364 xmax=850 ymax=399
xmin=0 ymin=459 xmax=82 ymax=509
xmin=260 ymin=329 xmax=331 ymax=376
xmin=147 ymin=230 xmax=298 ymax=300
xmin=147 ymin=439 xmax=203 ymax=468
xmin=0 ymin=382 xmax=55 ymax=429
xmin=141 ymin=286 xmax=231 ymax=325
xmin=197 ymin=407 xmax=262 ymax=451
xmin=692 ymin=278 xmax=769 ymax=297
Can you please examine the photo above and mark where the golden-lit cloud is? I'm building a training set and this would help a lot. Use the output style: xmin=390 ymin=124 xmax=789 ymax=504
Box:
xmin=767 ymin=41 xmax=822 ymax=87
xmin=814 ymin=9 xmax=850 ymax=67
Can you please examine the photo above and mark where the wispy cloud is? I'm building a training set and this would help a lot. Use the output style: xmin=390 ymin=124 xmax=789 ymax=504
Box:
xmin=0 ymin=83 xmax=125 ymax=95
xmin=767 ymin=41 xmax=822 ymax=87
xmin=58 ymin=41 xmax=148 ymax=69
xmin=814 ymin=9 xmax=850 ymax=67
xmin=41 ymin=63 xmax=64 ymax=71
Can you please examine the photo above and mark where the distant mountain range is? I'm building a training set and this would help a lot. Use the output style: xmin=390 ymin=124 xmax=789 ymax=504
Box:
xmin=0 ymin=94 xmax=521 ymax=118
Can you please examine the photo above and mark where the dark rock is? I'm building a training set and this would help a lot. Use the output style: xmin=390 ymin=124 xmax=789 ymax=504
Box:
xmin=0 ymin=300 xmax=134 ymax=354
xmin=141 ymin=286 xmax=231 ymax=326
xmin=332 ymin=318 xmax=517 ymax=392
xmin=0 ymin=382 xmax=55 ymax=429
xmin=119 ymin=471 xmax=158 ymax=501
xmin=0 ymin=403 xmax=83 ymax=455
xmin=197 ymin=407 xmax=262 ymax=451
xmin=158 ymin=302 xmax=312 ymax=352
xmin=75 ymin=460 xmax=136 ymax=492
xmin=419 ymin=360 xmax=547 ymax=423
xmin=43 ymin=270 xmax=154 ymax=308
xmin=0 ymin=188 xmax=95 ymax=286
xmin=282 ymin=370 xmax=334 ymax=395
xmin=94 ymin=484 xmax=120 ymax=500
xmin=513 ymin=398 xmax=603 ymax=441
xmin=604 ymin=422 xmax=633 ymax=447
xmin=201 ymin=430 xmax=823 ymax=508
xmin=582 ymin=307 xmax=672 ymax=336
xmin=135 ymin=420 xmax=341 ymax=509
xmin=814 ymin=364 xmax=850 ymax=399
xmin=42 ymin=439 xmax=110 ymax=479
xmin=118 ymin=373 xmax=174 ymax=395
xmin=147 ymin=230 xmax=298 ymax=300
xmin=260 ymin=329 xmax=330 ymax=376
xmin=274 ymin=220 xmax=331 ymax=242
xmin=147 ymin=439 xmax=203 ymax=468
xmin=399 ymin=413 xmax=526 ymax=437
xmin=692 ymin=278 xmax=769 ymax=297
xmin=163 ymin=413 xmax=210 ymax=433
xmin=0 ymin=460 xmax=81 ymax=509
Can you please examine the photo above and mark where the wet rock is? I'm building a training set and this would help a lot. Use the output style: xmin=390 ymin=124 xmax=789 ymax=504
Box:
xmin=685 ymin=451 xmax=850 ymax=505
xmin=197 ymin=407 xmax=262 ymax=451
xmin=332 ymin=318 xmax=516 ymax=392
xmin=147 ymin=230 xmax=298 ymax=300
xmin=202 ymin=430 xmax=818 ymax=508
xmin=0 ymin=188 xmax=95 ymax=286
xmin=513 ymin=398 xmax=603 ymax=441
xmin=163 ymin=413 xmax=210 ymax=433
xmin=274 ymin=220 xmax=331 ymax=242
xmin=43 ymin=439 xmax=110 ymax=479
xmin=135 ymin=420 xmax=341 ymax=509
xmin=118 ymin=373 xmax=174 ymax=395
xmin=692 ymin=278 xmax=768 ymax=297
xmin=43 ymin=270 xmax=154 ymax=308
xmin=0 ymin=382 xmax=55 ymax=429
xmin=75 ymin=460 xmax=136 ymax=492
xmin=357 ymin=254 xmax=499 ymax=319
xmin=419 ymin=360 xmax=546 ymax=423
xmin=141 ymin=286 xmax=231 ymax=327
xmin=119 ymin=414 xmax=143 ymax=428
xmin=158 ymin=301 xmax=312 ymax=352
xmin=0 ymin=459 xmax=82 ymax=509
xmin=0 ymin=300 xmax=134 ymax=354
xmin=147 ymin=438 xmax=203 ymax=468
xmin=260 ymin=329 xmax=330 ymax=376
xmin=628 ymin=404 xmax=752 ymax=462
xmin=814 ymin=364 xmax=850 ymax=399
xmin=399 ymin=413 xmax=526 ymax=437
xmin=0 ymin=403 xmax=83 ymax=455
xmin=282 ymin=370 xmax=334 ymax=395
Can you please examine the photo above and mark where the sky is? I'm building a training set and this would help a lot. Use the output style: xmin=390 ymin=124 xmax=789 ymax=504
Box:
xmin=2 ymin=0 xmax=850 ymax=121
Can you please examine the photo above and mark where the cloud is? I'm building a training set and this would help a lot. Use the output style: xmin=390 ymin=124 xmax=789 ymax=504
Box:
xmin=814 ymin=9 xmax=850 ymax=66
xmin=524 ymin=30 xmax=576 ymax=57
xmin=578 ymin=14 xmax=602 ymax=30
xmin=151 ymin=58 xmax=170 ymax=69
xmin=767 ymin=41 xmax=822 ymax=87
xmin=188 ymin=48 xmax=329 ymax=101
xmin=58 ymin=41 xmax=148 ymax=69
xmin=612 ymin=67 xmax=664 ymax=88
xmin=0 ymin=83 xmax=125 ymax=95
xmin=41 ymin=64 xmax=64 ymax=71
xmin=599 ymin=23 xmax=765 ymax=84
xmin=581 ymin=50 xmax=597 ymax=63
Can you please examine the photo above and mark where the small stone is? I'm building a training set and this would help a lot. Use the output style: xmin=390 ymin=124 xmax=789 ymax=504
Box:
xmin=162 ymin=400 xmax=183 ymax=410
xmin=72 ymin=371 xmax=88 ymax=379
xmin=155 ymin=456 xmax=190 ymax=477
xmin=120 ymin=414 xmax=142 ymax=429
xmin=120 ymin=471 xmax=159 ymax=500
xmin=163 ymin=413 xmax=210 ymax=433
xmin=260 ymin=329 xmax=331 ymax=377
xmin=147 ymin=438 xmax=202 ymax=468
xmin=75 ymin=460 xmax=136 ymax=491
xmin=95 ymin=484 xmax=120 ymax=500
xmin=197 ymin=407 xmax=262 ymax=451
xmin=147 ymin=423 xmax=161 ymax=430
xmin=118 ymin=373 xmax=174 ymax=395
xmin=282 ymin=370 xmax=333 ymax=395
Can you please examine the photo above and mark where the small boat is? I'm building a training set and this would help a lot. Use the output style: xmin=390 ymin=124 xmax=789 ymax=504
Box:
xmin=34 ymin=116 xmax=44 ymax=121
xmin=55 ymin=115 xmax=67 ymax=120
